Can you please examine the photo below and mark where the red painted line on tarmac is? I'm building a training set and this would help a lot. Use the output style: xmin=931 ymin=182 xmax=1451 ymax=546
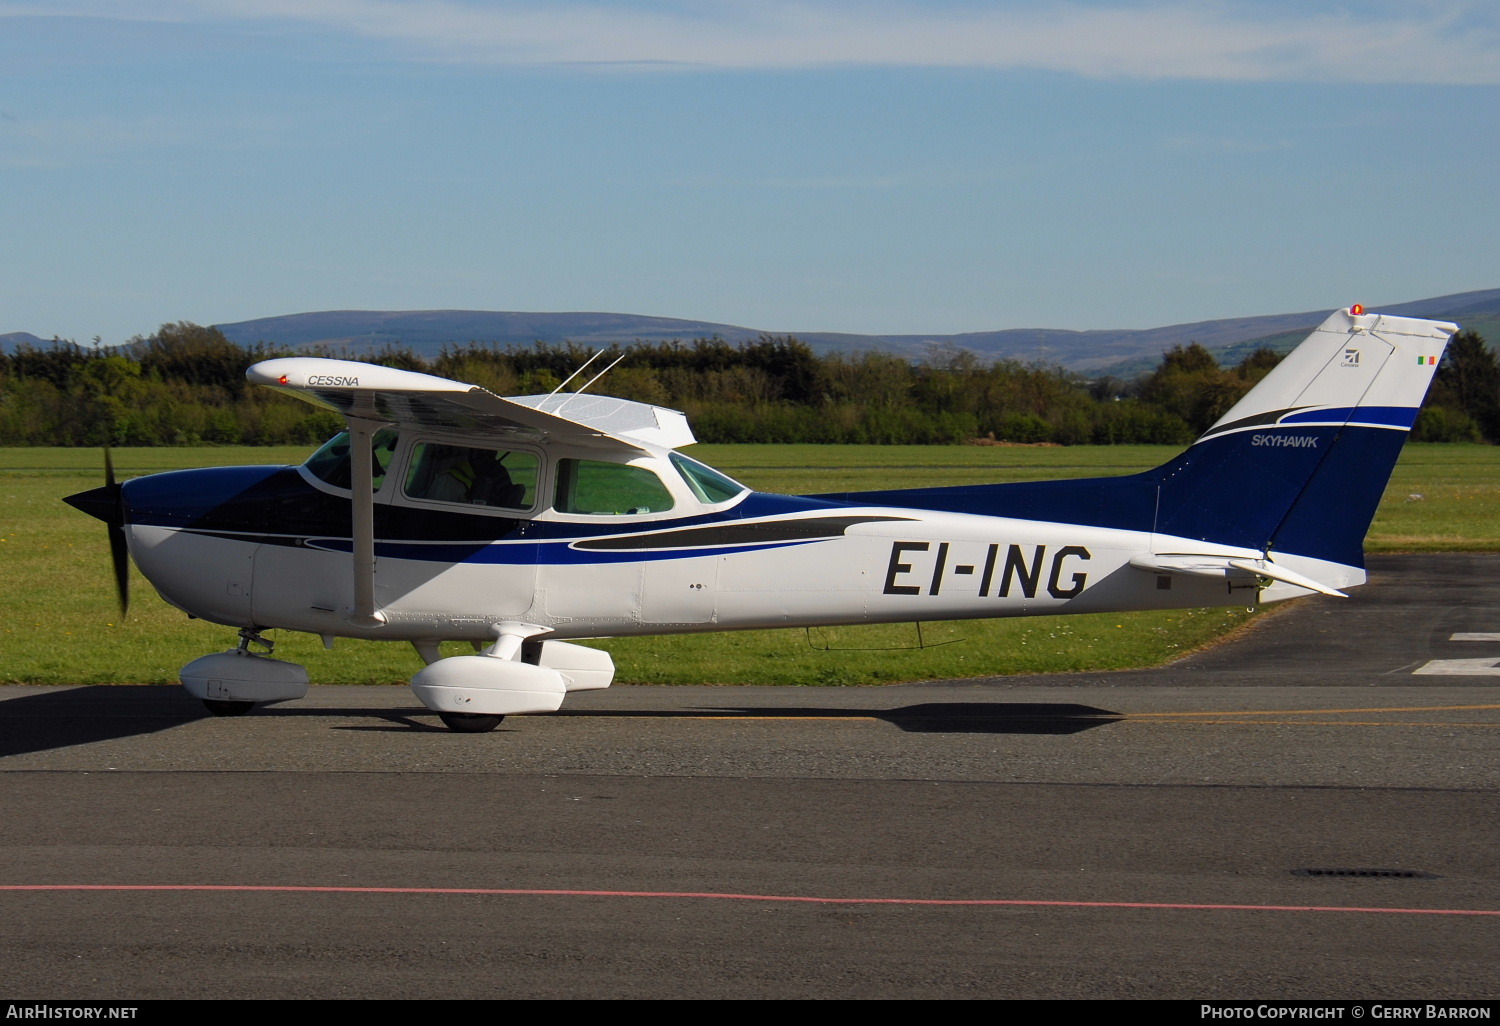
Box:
xmin=2 ymin=884 xmax=1495 ymax=916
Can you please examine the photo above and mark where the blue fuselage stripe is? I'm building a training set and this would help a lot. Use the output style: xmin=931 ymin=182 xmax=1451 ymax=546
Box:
xmin=120 ymin=416 xmax=1411 ymax=571
xmin=1280 ymin=405 xmax=1417 ymax=429
xmin=303 ymin=537 xmax=821 ymax=564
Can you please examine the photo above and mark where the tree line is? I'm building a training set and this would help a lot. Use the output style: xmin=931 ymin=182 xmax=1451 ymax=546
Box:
xmin=1 ymin=321 xmax=1495 ymax=447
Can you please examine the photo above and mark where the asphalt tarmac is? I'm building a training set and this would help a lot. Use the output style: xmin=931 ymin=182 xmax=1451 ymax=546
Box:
xmin=1 ymin=554 xmax=1496 ymax=1000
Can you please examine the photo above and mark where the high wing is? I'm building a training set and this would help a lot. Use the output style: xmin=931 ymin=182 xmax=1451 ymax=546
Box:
xmin=247 ymin=357 xmax=694 ymax=453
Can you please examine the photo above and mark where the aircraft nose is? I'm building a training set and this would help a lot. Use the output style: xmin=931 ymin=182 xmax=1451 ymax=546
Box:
xmin=63 ymin=483 xmax=123 ymax=525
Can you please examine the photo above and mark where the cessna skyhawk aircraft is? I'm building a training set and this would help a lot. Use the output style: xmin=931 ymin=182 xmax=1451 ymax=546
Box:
xmin=65 ymin=306 xmax=1457 ymax=731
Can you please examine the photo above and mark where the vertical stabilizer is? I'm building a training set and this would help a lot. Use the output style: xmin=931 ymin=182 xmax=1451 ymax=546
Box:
xmin=814 ymin=307 xmax=1458 ymax=593
xmin=1151 ymin=307 xmax=1458 ymax=572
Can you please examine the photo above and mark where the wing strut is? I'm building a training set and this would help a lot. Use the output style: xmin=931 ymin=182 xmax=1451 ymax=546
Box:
xmin=347 ymin=416 xmax=388 ymax=628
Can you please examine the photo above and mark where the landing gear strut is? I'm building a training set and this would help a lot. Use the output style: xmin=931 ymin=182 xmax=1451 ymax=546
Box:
xmin=199 ymin=628 xmax=274 ymax=716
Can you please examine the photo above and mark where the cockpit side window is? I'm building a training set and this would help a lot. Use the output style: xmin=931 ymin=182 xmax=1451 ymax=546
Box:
xmin=670 ymin=452 xmax=746 ymax=504
xmin=304 ymin=428 xmax=400 ymax=491
xmin=404 ymin=442 xmax=538 ymax=510
xmin=554 ymin=459 xmax=674 ymax=516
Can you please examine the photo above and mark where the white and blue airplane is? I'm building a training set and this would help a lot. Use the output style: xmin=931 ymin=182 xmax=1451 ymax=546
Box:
xmin=65 ymin=306 xmax=1457 ymax=731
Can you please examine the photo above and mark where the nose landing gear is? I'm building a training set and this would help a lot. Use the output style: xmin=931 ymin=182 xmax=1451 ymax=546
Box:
xmin=179 ymin=627 xmax=310 ymax=717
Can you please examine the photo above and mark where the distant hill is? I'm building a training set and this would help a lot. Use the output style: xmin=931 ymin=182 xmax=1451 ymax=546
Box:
xmin=214 ymin=310 xmax=775 ymax=354
xmin=873 ymin=289 xmax=1500 ymax=375
xmin=1090 ymin=289 xmax=1500 ymax=378
xmin=0 ymin=332 xmax=49 ymax=355
xmin=9 ymin=289 xmax=1497 ymax=372
xmin=210 ymin=289 xmax=1499 ymax=374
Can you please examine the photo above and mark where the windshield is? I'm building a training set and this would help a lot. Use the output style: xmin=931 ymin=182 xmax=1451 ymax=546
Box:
xmin=671 ymin=452 xmax=746 ymax=504
xmin=303 ymin=429 xmax=399 ymax=491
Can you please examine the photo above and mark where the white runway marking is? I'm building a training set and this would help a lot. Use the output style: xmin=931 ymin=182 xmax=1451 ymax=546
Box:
xmin=1415 ymin=634 xmax=1500 ymax=673
xmin=1414 ymin=657 xmax=1500 ymax=675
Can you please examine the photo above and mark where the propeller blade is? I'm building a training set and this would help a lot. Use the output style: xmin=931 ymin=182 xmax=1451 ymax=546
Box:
xmin=61 ymin=445 xmax=130 ymax=615
xmin=103 ymin=445 xmax=128 ymax=615
xmin=108 ymin=523 xmax=129 ymax=615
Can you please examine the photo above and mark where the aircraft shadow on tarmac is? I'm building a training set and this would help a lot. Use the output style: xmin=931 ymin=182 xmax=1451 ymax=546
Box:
xmin=0 ymin=689 xmax=1122 ymax=756
xmin=337 ymin=702 xmax=1123 ymax=736
xmin=549 ymin=702 xmax=1122 ymax=735
xmin=0 ymin=686 xmax=460 ymax=753
xmin=331 ymin=703 xmax=1120 ymax=736
xmin=0 ymin=685 xmax=212 ymax=759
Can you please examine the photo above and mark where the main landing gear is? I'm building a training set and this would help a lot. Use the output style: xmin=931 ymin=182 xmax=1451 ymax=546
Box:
xmin=180 ymin=623 xmax=615 ymax=733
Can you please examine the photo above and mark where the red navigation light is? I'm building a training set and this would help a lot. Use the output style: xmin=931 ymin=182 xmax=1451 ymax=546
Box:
xmin=1350 ymin=304 xmax=1365 ymax=316
xmin=278 ymin=375 xmax=289 ymax=385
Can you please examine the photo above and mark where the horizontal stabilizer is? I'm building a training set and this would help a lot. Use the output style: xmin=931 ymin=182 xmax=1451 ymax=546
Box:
xmin=1129 ymin=553 xmax=1348 ymax=598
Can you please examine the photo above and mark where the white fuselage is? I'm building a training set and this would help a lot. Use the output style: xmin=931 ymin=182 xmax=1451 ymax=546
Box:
xmin=128 ymin=505 xmax=1278 ymax=646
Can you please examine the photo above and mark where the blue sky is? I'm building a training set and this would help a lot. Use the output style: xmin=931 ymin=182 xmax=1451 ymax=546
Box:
xmin=3 ymin=1 xmax=1497 ymax=343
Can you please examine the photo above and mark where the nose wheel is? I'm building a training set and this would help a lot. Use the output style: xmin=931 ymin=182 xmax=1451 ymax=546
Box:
xmin=438 ymin=712 xmax=504 ymax=733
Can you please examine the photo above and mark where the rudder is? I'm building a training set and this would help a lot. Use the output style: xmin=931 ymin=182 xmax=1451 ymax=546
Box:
xmin=1150 ymin=306 xmax=1458 ymax=577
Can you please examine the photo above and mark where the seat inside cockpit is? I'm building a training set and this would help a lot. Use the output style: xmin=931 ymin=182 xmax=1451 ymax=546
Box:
xmin=404 ymin=442 xmax=538 ymax=510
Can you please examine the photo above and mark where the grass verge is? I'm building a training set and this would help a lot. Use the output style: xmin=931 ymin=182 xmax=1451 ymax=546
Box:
xmin=3 ymin=442 xmax=1493 ymax=685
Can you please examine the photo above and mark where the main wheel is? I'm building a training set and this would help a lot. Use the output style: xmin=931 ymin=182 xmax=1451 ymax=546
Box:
xmin=439 ymin=712 xmax=504 ymax=733
xmin=202 ymin=699 xmax=254 ymax=717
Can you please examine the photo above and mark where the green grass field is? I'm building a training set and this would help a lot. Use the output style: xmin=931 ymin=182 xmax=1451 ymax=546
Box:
xmin=4 ymin=442 xmax=1496 ymax=685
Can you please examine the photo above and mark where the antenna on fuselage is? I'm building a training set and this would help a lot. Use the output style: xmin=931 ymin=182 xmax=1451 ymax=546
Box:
xmin=538 ymin=349 xmax=628 ymax=414
xmin=558 ymin=352 xmax=627 ymax=411
xmin=540 ymin=350 xmax=605 ymax=410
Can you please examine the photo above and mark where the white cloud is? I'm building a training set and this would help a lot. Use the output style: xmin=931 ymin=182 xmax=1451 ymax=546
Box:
xmin=6 ymin=1 xmax=1499 ymax=84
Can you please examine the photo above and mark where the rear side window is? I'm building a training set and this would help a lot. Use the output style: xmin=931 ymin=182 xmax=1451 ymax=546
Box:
xmin=404 ymin=443 xmax=538 ymax=510
xmin=555 ymin=459 xmax=674 ymax=516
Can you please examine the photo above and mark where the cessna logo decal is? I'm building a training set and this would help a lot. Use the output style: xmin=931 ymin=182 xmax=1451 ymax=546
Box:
xmin=883 ymin=542 xmax=1090 ymax=599
xmin=307 ymin=375 xmax=360 ymax=387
